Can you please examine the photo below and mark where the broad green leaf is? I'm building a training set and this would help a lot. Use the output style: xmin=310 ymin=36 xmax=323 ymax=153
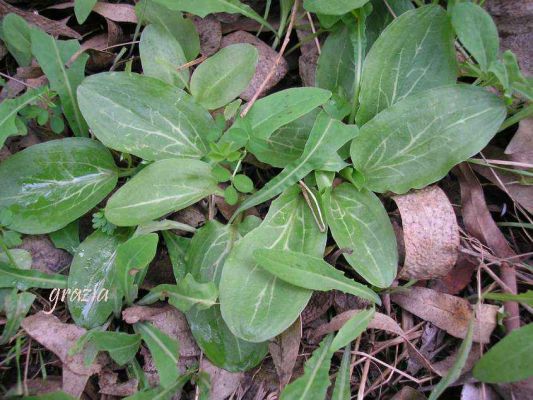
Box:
xmin=451 ymin=2 xmax=499 ymax=72
xmin=0 ymin=264 xmax=67 ymax=290
xmin=280 ymin=334 xmax=333 ymax=400
xmin=331 ymin=346 xmax=351 ymax=400
xmin=0 ymin=290 xmax=35 ymax=345
xmin=116 ymin=233 xmax=159 ymax=304
xmin=74 ymin=0 xmax=97 ymax=24
xmin=190 ymin=44 xmax=258 ymax=110
xmin=220 ymin=186 xmax=326 ymax=342
xmin=89 ymin=331 xmax=141 ymax=365
xmin=330 ymin=308 xmax=374 ymax=352
xmin=0 ymin=249 xmax=32 ymax=270
xmin=365 ymin=0 xmax=414 ymax=49
xmin=49 ymin=221 xmax=80 ymax=255
xmin=124 ymin=372 xmax=192 ymax=400
xmin=232 ymin=112 xmax=358 ymax=218
xmin=350 ymin=85 xmax=507 ymax=194
xmin=136 ymin=0 xmax=200 ymax=61
xmin=134 ymin=322 xmax=180 ymax=388
xmin=154 ymin=0 xmax=275 ymax=33
xmin=484 ymin=290 xmax=533 ymax=306
xmin=356 ymin=5 xmax=457 ymax=125
xmin=473 ymin=323 xmax=533 ymax=383
xmin=185 ymin=221 xmax=268 ymax=371
xmin=30 ymin=28 xmax=89 ymax=137
xmin=105 ymin=158 xmax=221 ymax=226
xmin=78 ymin=72 xmax=214 ymax=160
xmin=0 ymin=138 xmax=118 ymax=234
xmin=0 ymin=86 xmax=48 ymax=147
xmin=303 ymin=0 xmax=368 ymax=15
xmin=254 ymin=249 xmax=380 ymax=304
xmin=1 ymin=13 xmax=32 ymax=66
xmin=162 ymin=231 xmax=190 ymax=281
xmin=429 ymin=319 xmax=474 ymax=400
xmin=140 ymin=24 xmax=189 ymax=88
xmin=323 ymin=183 xmax=397 ymax=288
xmin=67 ymin=230 xmax=126 ymax=329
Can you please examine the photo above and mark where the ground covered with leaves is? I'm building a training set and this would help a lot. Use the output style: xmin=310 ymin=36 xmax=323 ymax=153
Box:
xmin=0 ymin=0 xmax=532 ymax=399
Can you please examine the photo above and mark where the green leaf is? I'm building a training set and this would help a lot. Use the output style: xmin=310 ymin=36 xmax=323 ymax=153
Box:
xmin=280 ymin=334 xmax=334 ymax=400
xmin=78 ymin=72 xmax=214 ymax=160
xmin=484 ymin=290 xmax=533 ymax=306
xmin=365 ymin=0 xmax=414 ymax=50
xmin=232 ymin=112 xmax=358 ymax=218
xmin=224 ymin=185 xmax=239 ymax=206
xmin=0 ymin=86 xmax=48 ymax=147
xmin=0 ymin=290 xmax=35 ymax=345
xmin=140 ymin=24 xmax=189 ymax=88
xmin=67 ymin=230 xmax=126 ymax=329
xmin=1 ymin=13 xmax=32 ymax=66
xmin=0 ymin=138 xmax=118 ymax=234
xmin=136 ymin=0 xmax=199 ymax=61
xmin=331 ymin=345 xmax=352 ymax=400
xmin=30 ymin=28 xmax=89 ymax=137
xmin=0 ymin=249 xmax=32 ymax=269
xmin=74 ymin=0 xmax=97 ymax=24
xmin=356 ymin=5 xmax=457 ymax=125
xmin=351 ymin=85 xmax=507 ymax=194
xmin=220 ymin=186 xmax=326 ymax=342
xmin=330 ymin=308 xmax=374 ymax=353
xmin=473 ymin=323 xmax=533 ymax=383
xmin=162 ymin=231 xmax=190 ymax=282
xmin=89 ymin=331 xmax=141 ymax=365
xmin=303 ymin=0 xmax=369 ymax=15
xmin=116 ymin=233 xmax=159 ymax=304
xmin=451 ymin=2 xmax=499 ymax=72
xmin=254 ymin=249 xmax=380 ymax=304
xmin=190 ymin=44 xmax=258 ymax=110
xmin=23 ymin=391 xmax=76 ymax=400
xmin=49 ymin=221 xmax=80 ymax=255
xmin=154 ymin=0 xmax=276 ymax=33
xmin=429 ymin=319 xmax=474 ymax=400
xmin=0 ymin=264 xmax=67 ymax=290
xmin=233 ymin=174 xmax=254 ymax=193
xmin=124 ymin=372 xmax=192 ymax=400
xmin=134 ymin=322 xmax=180 ymax=388
xmin=105 ymin=158 xmax=220 ymax=226
xmin=323 ymin=183 xmax=397 ymax=288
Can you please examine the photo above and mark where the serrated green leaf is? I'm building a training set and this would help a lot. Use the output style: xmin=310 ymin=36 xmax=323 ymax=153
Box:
xmin=105 ymin=158 xmax=220 ymax=226
xmin=0 ymin=138 xmax=118 ymax=234
xmin=191 ymin=44 xmax=258 ymax=110
xmin=356 ymin=5 xmax=457 ymax=125
xmin=254 ymin=249 xmax=380 ymax=304
xmin=330 ymin=308 xmax=374 ymax=353
xmin=0 ymin=290 xmax=35 ymax=345
xmin=78 ymin=72 xmax=214 ymax=160
xmin=304 ymin=0 xmax=368 ymax=15
xmin=323 ymin=183 xmax=397 ymax=288
xmin=2 ymin=13 xmax=32 ymax=66
xmin=74 ymin=0 xmax=97 ymax=24
xmin=89 ymin=331 xmax=141 ymax=365
xmin=351 ymin=85 xmax=507 ymax=194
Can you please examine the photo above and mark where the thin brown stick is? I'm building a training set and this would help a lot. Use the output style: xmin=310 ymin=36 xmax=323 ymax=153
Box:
xmin=0 ymin=71 xmax=36 ymax=89
xmin=306 ymin=12 xmax=321 ymax=55
xmin=177 ymin=55 xmax=208 ymax=71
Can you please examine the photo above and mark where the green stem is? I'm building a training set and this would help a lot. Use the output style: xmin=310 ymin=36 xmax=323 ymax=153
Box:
xmin=498 ymin=104 xmax=533 ymax=132
xmin=0 ymin=230 xmax=19 ymax=268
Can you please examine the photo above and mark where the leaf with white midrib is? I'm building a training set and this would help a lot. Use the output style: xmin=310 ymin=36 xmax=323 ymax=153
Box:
xmin=0 ymin=265 xmax=67 ymax=290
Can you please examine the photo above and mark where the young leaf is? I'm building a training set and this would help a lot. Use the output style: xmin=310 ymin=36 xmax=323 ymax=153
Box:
xmin=451 ymin=2 xmax=499 ymax=72
xmin=74 ymin=0 xmax=97 ymax=24
xmin=0 ymin=290 xmax=35 ymax=345
xmin=105 ymin=158 xmax=221 ymax=226
xmin=0 ymin=138 xmax=118 ymax=234
xmin=78 ymin=72 xmax=214 ymax=161
xmin=233 ymin=174 xmax=254 ymax=193
xmin=350 ymin=85 xmax=507 ymax=194
xmin=303 ymin=0 xmax=368 ymax=15
xmin=231 ymin=112 xmax=358 ymax=218
xmin=330 ymin=308 xmax=374 ymax=353
xmin=190 ymin=44 xmax=258 ymax=110
xmin=67 ymin=230 xmax=126 ymax=329
xmin=140 ymin=24 xmax=189 ymax=88
xmin=1 ymin=13 xmax=32 ymax=66
xmin=253 ymin=249 xmax=380 ymax=304
xmin=30 ymin=28 xmax=89 ymax=137
xmin=323 ymin=184 xmax=397 ymax=288
xmin=331 ymin=345 xmax=352 ymax=400
xmin=280 ymin=334 xmax=334 ymax=400
xmin=49 ymin=221 xmax=80 ymax=255
xmin=473 ymin=323 xmax=533 ymax=383
xmin=0 ymin=265 xmax=67 ymax=290
xmin=356 ymin=5 xmax=457 ymax=125
xmin=134 ymin=322 xmax=180 ymax=388
xmin=220 ymin=186 xmax=327 ymax=343
xmin=89 ymin=331 xmax=141 ymax=365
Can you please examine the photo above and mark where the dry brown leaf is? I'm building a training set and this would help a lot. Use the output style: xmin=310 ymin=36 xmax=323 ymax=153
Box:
xmin=296 ymin=9 xmax=319 ymax=87
xmin=393 ymin=185 xmax=460 ymax=280
xmin=21 ymin=312 xmax=107 ymax=397
xmin=192 ymin=15 xmax=222 ymax=57
xmin=301 ymin=291 xmax=333 ymax=326
xmin=221 ymin=31 xmax=288 ymax=101
xmin=98 ymin=370 xmax=138 ymax=397
xmin=269 ymin=317 xmax=301 ymax=389
xmin=432 ymin=345 xmax=480 ymax=377
xmin=431 ymin=252 xmax=477 ymax=295
xmin=505 ymin=118 xmax=533 ymax=164
xmin=19 ymin=235 xmax=71 ymax=273
xmin=0 ymin=0 xmax=81 ymax=39
xmin=390 ymin=386 xmax=427 ymax=400
xmin=391 ymin=286 xmax=498 ymax=343
xmin=200 ymin=358 xmax=243 ymax=400
xmin=93 ymin=2 xmax=137 ymax=23
xmin=122 ymin=304 xmax=167 ymax=324
xmin=497 ymin=376 xmax=533 ymax=400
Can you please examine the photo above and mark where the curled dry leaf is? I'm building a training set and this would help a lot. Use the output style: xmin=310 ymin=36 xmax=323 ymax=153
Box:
xmin=192 ymin=15 xmax=223 ymax=57
xmin=19 ymin=235 xmax=71 ymax=274
xmin=21 ymin=312 xmax=107 ymax=397
xmin=391 ymin=287 xmax=498 ymax=343
xmin=200 ymin=358 xmax=244 ymax=400
xmin=221 ymin=31 xmax=288 ymax=101
xmin=393 ymin=185 xmax=460 ymax=280
xmin=93 ymin=2 xmax=137 ymax=23
xmin=269 ymin=317 xmax=302 ymax=389
xmin=431 ymin=252 xmax=478 ymax=295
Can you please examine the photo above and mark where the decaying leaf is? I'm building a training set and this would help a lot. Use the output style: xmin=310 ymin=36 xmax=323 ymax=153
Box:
xmin=98 ymin=370 xmax=138 ymax=397
xmin=93 ymin=2 xmax=137 ymax=23
xmin=390 ymin=386 xmax=427 ymax=400
xmin=200 ymin=358 xmax=244 ymax=400
xmin=505 ymin=118 xmax=533 ymax=164
xmin=394 ymin=185 xmax=460 ymax=280
xmin=269 ymin=318 xmax=302 ymax=389
xmin=18 ymin=235 xmax=72 ymax=274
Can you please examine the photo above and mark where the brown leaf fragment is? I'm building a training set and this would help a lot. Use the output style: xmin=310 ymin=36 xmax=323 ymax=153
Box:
xmin=393 ymin=185 xmax=460 ymax=280
xmin=269 ymin=318 xmax=301 ymax=389
xmin=301 ymin=291 xmax=333 ymax=326
xmin=505 ymin=118 xmax=533 ymax=164
xmin=98 ymin=370 xmax=138 ymax=397
xmin=432 ymin=345 xmax=480 ymax=377
xmin=391 ymin=287 xmax=498 ymax=343
xmin=221 ymin=31 xmax=288 ymax=101
xmin=296 ymin=9 xmax=319 ymax=87
xmin=0 ymin=146 xmax=11 ymax=162
xmin=390 ymin=386 xmax=427 ymax=400
xmin=431 ymin=252 xmax=477 ymax=295
xmin=19 ymin=235 xmax=72 ymax=273
xmin=93 ymin=2 xmax=137 ymax=23
xmin=192 ymin=15 xmax=222 ymax=57
xmin=497 ymin=376 xmax=533 ymax=400
xmin=9 ymin=377 xmax=62 ymax=396
xmin=200 ymin=358 xmax=243 ymax=400
xmin=0 ymin=0 xmax=81 ymax=39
